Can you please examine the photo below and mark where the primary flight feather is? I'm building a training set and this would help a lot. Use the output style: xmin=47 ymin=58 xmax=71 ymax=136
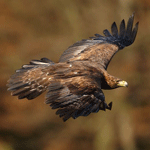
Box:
xmin=7 ymin=14 xmax=139 ymax=121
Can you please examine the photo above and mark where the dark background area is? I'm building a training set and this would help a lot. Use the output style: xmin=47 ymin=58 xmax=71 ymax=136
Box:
xmin=0 ymin=0 xmax=150 ymax=150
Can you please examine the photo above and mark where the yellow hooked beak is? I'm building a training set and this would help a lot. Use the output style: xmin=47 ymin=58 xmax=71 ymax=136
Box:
xmin=117 ymin=80 xmax=128 ymax=87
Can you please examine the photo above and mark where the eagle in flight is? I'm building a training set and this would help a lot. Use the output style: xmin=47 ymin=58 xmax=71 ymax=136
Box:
xmin=7 ymin=14 xmax=139 ymax=121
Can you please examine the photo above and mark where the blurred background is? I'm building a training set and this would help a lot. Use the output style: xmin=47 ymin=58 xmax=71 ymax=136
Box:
xmin=0 ymin=0 xmax=150 ymax=150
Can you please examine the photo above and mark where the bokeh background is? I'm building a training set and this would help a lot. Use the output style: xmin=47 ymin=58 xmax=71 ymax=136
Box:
xmin=0 ymin=0 xmax=150 ymax=150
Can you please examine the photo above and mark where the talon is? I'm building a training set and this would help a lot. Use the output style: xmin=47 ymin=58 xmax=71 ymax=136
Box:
xmin=107 ymin=102 xmax=112 ymax=110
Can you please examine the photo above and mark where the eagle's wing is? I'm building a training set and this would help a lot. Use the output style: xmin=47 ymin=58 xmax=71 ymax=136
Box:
xmin=45 ymin=76 xmax=112 ymax=122
xmin=59 ymin=14 xmax=139 ymax=69
xmin=8 ymin=59 xmax=112 ymax=121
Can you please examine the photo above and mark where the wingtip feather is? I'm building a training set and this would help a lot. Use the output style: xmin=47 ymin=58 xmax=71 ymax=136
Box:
xmin=90 ymin=13 xmax=138 ymax=49
xmin=111 ymin=22 xmax=118 ymax=37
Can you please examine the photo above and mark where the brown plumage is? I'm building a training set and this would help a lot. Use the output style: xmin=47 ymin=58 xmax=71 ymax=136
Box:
xmin=7 ymin=14 xmax=139 ymax=121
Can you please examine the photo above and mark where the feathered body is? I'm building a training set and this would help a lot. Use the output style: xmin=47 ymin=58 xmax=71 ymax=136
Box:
xmin=7 ymin=14 xmax=138 ymax=121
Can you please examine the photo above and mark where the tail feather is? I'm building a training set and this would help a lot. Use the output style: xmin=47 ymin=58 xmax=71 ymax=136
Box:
xmin=17 ymin=89 xmax=36 ymax=99
xmin=7 ymin=58 xmax=54 ymax=100
xmin=22 ymin=90 xmax=42 ymax=100
xmin=11 ymin=86 xmax=30 ymax=96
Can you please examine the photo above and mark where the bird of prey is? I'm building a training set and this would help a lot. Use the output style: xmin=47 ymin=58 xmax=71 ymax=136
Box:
xmin=7 ymin=14 xmax=139 ymax=121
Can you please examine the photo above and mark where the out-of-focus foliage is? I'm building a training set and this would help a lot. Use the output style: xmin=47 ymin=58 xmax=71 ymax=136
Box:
xmin=0 ymin=0 xmax=150 ymax=150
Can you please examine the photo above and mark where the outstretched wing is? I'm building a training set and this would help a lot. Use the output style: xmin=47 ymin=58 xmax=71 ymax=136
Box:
xmin=45 ymin=76 xmax=112 ymax=122
xmin=59 ymin=14 xmax=139 ymax=69
xmin=8 ymin=59 xmax=112 ymax=121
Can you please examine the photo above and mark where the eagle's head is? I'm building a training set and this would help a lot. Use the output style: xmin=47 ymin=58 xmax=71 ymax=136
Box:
xmin=109 ymin=79 xmax=128 ymax=89
xmin=101 ymin=74 xmax=128 ymax=89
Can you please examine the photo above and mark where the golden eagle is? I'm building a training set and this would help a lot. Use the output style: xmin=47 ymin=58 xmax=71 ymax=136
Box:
xmin=7 ymin=14 xmax=139 ymax=121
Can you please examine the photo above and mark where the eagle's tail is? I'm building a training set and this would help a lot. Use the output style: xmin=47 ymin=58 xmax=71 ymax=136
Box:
xmin=7 ymin=58 xmax=55 ymax=100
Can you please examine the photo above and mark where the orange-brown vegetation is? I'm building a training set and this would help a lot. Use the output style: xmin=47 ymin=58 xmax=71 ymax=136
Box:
xmin=0 ymin=0 xmax=150 ymax=150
